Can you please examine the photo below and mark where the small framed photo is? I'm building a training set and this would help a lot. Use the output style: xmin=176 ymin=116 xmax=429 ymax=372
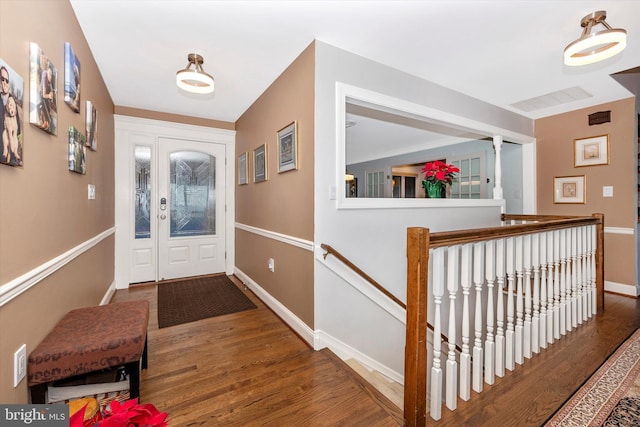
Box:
xmin=554 ymin=175 xmax=585 ymax=204
xmin=238 ymin=152 xmax=248 ymax=185
xmin=68 ymin=126 xmax=86 ymax=174
xmin=29 ymin=42 xmax=58 ymax=135
xmin=253 ymin=144 xmax=267 ymax=183
xmin=64 ymin=42 xmax=81 ymax=113
xmin=277 ymin=121 xmax=297 ymax=173
xmin=574 ymin=135 xmax=609 ymax=167
xmin=0 ymin=58 xmax=25 ymax=167
xmin=85 ymin=100 xmax=97 ymax=151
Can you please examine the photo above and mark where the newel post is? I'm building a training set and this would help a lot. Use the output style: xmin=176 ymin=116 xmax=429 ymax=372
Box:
xmin=593 ymin=213 xmax=605 ymax=312
xmin=405 ymin=227 xmax=429 ymax=427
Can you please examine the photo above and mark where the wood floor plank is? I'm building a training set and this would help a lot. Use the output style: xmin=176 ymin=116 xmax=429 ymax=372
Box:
xmin=434 ymin=293 xmax=640 ymax=426
xmin=111 ymin=276 xmax=402 ymax=426
xmin=113 ymin=277 xmax=640 ymax=426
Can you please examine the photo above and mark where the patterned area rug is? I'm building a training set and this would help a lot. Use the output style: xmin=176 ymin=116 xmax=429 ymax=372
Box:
xmin=157 ymin=275 xmax=257 ymax=328
xmin=546 ymin=329 xmax=640 ymax=426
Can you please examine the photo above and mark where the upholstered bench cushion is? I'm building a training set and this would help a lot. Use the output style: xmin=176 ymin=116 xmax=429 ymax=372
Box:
xmin=28 ymin=300 xmax=149 ymax=387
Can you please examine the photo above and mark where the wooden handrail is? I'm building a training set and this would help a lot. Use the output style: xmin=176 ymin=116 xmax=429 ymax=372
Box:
xmin=429 ymin=215 xmax=601 ymax=248
xmin=321 ymin=242 xmax=463 ymax=352
xmin=321 ymin=243 xmax=406 ymax=309
xmin=404 ymin=213 xmax=605 ymax=426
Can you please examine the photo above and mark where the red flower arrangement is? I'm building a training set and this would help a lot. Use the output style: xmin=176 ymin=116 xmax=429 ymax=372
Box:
xmin=70 ymin=398 xmax=168 ymax=427
xmin=421 ymin=160 xmax=459 ymax=185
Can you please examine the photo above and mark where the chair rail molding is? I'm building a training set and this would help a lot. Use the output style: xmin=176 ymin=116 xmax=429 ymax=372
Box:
xmin=0 ymin=228 xmax=115 ymax=307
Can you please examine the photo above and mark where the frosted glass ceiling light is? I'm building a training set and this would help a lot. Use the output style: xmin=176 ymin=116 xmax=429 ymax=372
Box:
xmin=176 ymin=53 xmax=215 ymax=94
xmin=564 ymin=11 xmax=627 ymax=66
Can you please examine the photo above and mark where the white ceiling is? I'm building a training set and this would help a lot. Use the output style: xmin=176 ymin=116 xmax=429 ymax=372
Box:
xmin=69 ymin=0 xmax=640 ymax=124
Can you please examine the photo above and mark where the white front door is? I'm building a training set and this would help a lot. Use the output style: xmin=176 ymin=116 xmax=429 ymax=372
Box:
xmin=156 ymin=138 xmax=226 ymax=281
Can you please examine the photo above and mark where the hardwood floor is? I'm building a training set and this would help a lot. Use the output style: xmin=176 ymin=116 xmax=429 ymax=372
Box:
xmin=111 ymin=276 xmax=402 ymax=426
xmin=435 ymin=292 xmax=640 ymax=426
xmin=112 ymin=278 xmax=640 ymax=427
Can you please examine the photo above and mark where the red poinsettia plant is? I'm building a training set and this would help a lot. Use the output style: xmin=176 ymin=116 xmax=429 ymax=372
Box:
xmin=421 ymin=160 xmax=459 ymax=185
xmin=70 ymin=398 xmax=168 ymax=427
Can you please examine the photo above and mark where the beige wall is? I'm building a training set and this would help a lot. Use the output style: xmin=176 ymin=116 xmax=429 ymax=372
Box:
xmin=536 ymin=98 xmax=636 ymax=288
xmin=114 ymin=106 xmax=234 ymax=130
xmin=0 ymin=0 xmax=115 ymax=402
xmin=235 ymin=42 xmax=315 ymax=327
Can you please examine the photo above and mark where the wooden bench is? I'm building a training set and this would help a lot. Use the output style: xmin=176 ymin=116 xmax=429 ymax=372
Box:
xmin=28 ymin=301 xmax=149 ymax=404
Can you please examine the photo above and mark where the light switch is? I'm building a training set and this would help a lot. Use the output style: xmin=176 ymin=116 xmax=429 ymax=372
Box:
xmin=603 ymin=186 xmax=613 ymax=197
xmin=88 ymin=184 xmax=96 ymax=200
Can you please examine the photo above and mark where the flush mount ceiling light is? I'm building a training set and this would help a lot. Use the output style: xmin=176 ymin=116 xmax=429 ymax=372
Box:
xmin=176 ymin=53 xmax=215 ymax=94
xmin=564 ymin=11 xmax=627 ymax=66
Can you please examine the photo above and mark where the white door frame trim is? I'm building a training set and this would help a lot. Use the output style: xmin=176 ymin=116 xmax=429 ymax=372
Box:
xmin=114 ymin=115 xmax=236 ymax=289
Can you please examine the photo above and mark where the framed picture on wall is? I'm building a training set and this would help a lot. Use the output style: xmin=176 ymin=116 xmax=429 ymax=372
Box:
xmin=253 ymin=144 xmax=267 ymax=183
xmin=64 ymin=42 xmax=81 ymax=113
xmin=68 ymin=126 xmax=86 ymax=174
xmin=554 ymin=175 xmax=585 ymax=204
xmin=0 ymin=58 xmax=25 ymax=167
xmin=277 ymin=121 xmax=297 ymax=173
xmin=238 ymin=152 xmax=248 ymax=185
xmin=574 ymin=135 xmax=609 ymax=167
xmin=86 ymin=100 xmax=97 ymax=151
xmin=29 ymin=42 xmax=58 ymax=135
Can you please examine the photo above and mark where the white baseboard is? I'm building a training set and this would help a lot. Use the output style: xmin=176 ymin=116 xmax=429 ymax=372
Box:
xmin=101 ymin=281 xmax=118 ymax=305
xmin=233 ymin=267 xmax=315 ymax=346
xmin=605 ymin=280 xmax=639 ymax=297
xmin=316 ymin=330 xmax=404 ymax=385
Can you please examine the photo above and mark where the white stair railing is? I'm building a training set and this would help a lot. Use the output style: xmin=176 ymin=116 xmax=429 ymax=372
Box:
xmin=407 ymin=214 xmax=604 ymax=424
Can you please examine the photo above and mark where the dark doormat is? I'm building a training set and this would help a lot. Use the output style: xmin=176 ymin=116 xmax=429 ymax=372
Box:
xmin=157 ymin=275 xmax=257 ymax=328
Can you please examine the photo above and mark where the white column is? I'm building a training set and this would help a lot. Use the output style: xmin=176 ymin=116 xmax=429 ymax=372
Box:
xmin=505 ymin=237 xmax=515 ymax=371
xmin=446 ymin=246 xmax=459 ymax=411
xmin=472 ymin=242 xmax=484 ymax=393
xmin=559 ymin=229 xmax=567 ymax=336
xmin=515 ymin=236 xmax=524 ymax=365
xmin=523 ymin=234 xmax=532 ymax=359
xmin=539 ymin=232 xmax=548 ymax=349
xmin=495 ymin=239 xmax=506 ymax=378
xmin=430 ymin=248 xmax=445 ymax=421
xmin=459 ymin=244 xmax=472 ymax=401
xmin=484 ymin=239 xmax=496 ymax=385
xmin=493 ymin=136 xmax=503 ymax=200
xmin=570 ymin=227 xmax=578 ymax=330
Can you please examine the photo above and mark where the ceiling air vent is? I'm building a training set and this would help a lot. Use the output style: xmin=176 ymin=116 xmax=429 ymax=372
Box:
xmin=510 ymin=86 xmax=592 ymax=113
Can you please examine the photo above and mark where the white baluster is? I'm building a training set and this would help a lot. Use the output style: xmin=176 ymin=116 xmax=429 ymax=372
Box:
xmin=495 ymin=239 xmax=506 ymax=378
xmin=570 ymin=227 xmax=578 ymax=330
xmin=591 ymin=225 xmax=597 ymax=316
xmin=578 ymin=226 xmax=588 ymax=323
xmin=531 ymin=233 xmax=540 ymax=354
xmin=584 ymin=226 xmax=591 ymax=317
xmin=583 ymin=226 xmax=589 ymax=318
xmin=539 ymin=232 xmax=547 ymax=349
xmin=473 ymin=242 xmax=484 ymax=393
xmin=564 ymin=228 xmax=573 ymax=332
xmin=446 ymin=245 xmax=459 ymax=410
xmin=515 ymin=236 xmax=524 ymax=365
xmin=430 ymin=248 xmax=445 ymax=421
xmin=523 ymin=234 xmax=532 ymax=359
xmin=547 ymin=231 xmax=555 ymax=344
xmin=553 ymin=230 xmax=561 ymax=340
xmin=459 ymin=244 xmax=472 ymax=401
xmin=484 ymin=240 xmax=496 ymax=385
xmin=559 ymin=229 xmax=567 ymax=336
xmin=576 ymin=226 xmax=584 ymax=325
xmin=505 ymin=237 xmax=515 ymax=371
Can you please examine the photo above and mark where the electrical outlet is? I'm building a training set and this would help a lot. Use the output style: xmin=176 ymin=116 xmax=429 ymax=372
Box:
xmin=268 ymin=258 xmax=275 ymax=272
xmin=14 ymin=344 xmax=26 ymax=387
